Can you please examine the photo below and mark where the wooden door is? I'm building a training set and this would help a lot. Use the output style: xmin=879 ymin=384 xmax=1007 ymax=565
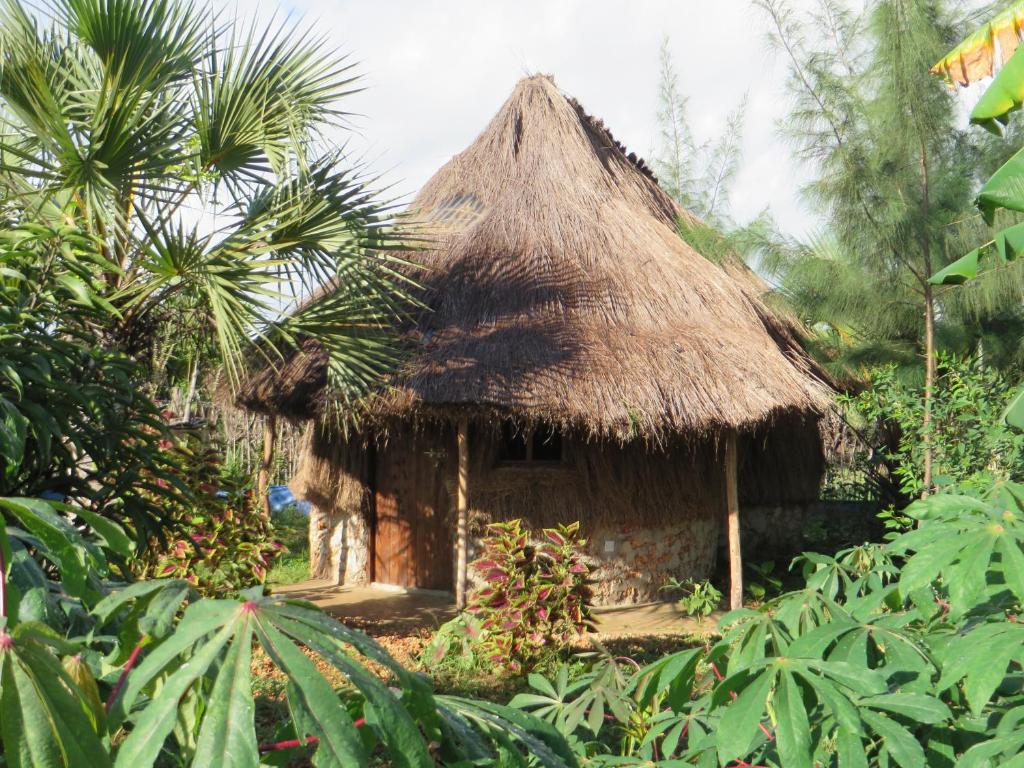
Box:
xmin=372 ymin=430 xmax=454 ymax=590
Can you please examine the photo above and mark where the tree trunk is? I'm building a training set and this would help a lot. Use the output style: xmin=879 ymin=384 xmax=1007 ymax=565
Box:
xmin=725 ymin=431 xmax=743 ymax=610
xmin=922 ymin=284 xmax=935 ymax=497
xmin=919 ymin=140 xmax=935 ymax=499
xmin=455 ymin=419 xmax=469 ymax=610
xmin=258 ymin=415 xmax=276 ymax=519
xmin=182 ymin=356 xmax=200 ymax=423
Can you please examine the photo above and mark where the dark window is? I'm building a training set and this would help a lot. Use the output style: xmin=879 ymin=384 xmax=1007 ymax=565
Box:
xmin=531 ymin=425 xmax=563 ymax=462
xmin=499 ymin=421 xmax=529 ymax=461
xmin=498 ymin=420 xmax=563 ymax=464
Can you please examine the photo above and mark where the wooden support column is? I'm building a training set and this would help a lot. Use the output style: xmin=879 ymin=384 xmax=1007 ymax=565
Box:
xmin=725 ymin=430 xmax=743 ymax=610
xmin=455 ymin=418 xmax=470 ymax=609
xmin=258 ymin=415 xmax=277 ymax=519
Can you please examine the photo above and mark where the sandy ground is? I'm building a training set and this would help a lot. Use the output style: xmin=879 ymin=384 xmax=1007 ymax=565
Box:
xmin=271 ymin=580 xmax=720 ymax=638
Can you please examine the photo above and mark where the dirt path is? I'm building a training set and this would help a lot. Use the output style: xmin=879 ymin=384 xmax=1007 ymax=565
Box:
xmin=272 ymin=580 xmax=720 ymax=638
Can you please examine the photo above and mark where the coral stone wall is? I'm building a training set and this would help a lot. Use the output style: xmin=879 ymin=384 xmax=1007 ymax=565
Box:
xmin=292 ymin=418 xmax=833 ymax=604
xmin=584 ymin=516 xmax=720 ymax=605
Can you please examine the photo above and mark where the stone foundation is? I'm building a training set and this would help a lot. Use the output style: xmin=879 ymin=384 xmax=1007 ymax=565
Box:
xmin=308 ymin=504 xmax=370 ymax=584
xmin=584 ymin=518 xmax=720 ymax=605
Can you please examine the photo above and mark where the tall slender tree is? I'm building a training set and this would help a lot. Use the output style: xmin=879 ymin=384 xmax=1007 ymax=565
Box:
xmin=653 ymin=37 xmax=747 ymax=227
xmin=757 ymin=0 xmax=1024 ymax=492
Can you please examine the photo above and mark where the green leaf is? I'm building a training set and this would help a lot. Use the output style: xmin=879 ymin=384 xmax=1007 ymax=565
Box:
xmin=929 ymin=249 xmax=980 ymax=285
xmin=862 ymin=710 xmax=926 ymax=768
xmin=253 ymin=617 xmax=367 ymax=767
xmin=0 ymin=497 xmax=96 ymax=601
xmin=775 ymin=669 xmax=812 ymax=768
xmin=995 ymin=221 xmax=1024 ymax=263
xmin=861 ymin=693 xmax=950 ymax=724
xmin=971 ymin=43 xmax=1024 ymax=134
xmin=978 ymin=145 xmax=1024 ymax=224
xmin=108 ymin=599 xmax=238 ymax=725
xmin=61 ymin=504 xmax=134 ymax=558
xmin=0 ymin=631 xmax=112 ymax=768
xmin=716 ymin=667 xmax=774 ymax=765
xmin=1005 ymin=384 xmax=1024 ymax=431
xmin=271 ymin=613 xmax=433 ymax=768
xmin=113 ymin=616 xmax=237 ymax=767
xmin=191 ymin=612 xmax=258 ymax=768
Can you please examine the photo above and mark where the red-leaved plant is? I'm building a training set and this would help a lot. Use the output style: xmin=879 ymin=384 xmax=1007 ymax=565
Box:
xmin=135 ymin=426 xmax=283 ymax=594
xmin=468 ymin=519 xmax=593 ymax=673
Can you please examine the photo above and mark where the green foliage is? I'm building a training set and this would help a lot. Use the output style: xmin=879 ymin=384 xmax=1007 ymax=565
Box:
xmin=133 ymin=431 xmax=282 ymax=593
xmin=661 ymin=577 xmax=722 ymax=620
xmin=0 ymin=495 xmax=579 ymax=767
xmin=421 ymin=613 xmax=487 ymax=677
xmin=840 ymin=355 xmax=1024 ymax=498
xmin=468 ymin=520 xmax=593 ymax=674
xmin=512 ymin=475 xmax=1024 ymax=766
xmin=652 ymin=37 xmax=746 ymax=227
xmin=266 ymin=506 xmax=311 ymax=586
xmin=0 ymin=0 xmax=415 ymax=406
xmin=754 ymin=0 xmax=1024 ymax=381
xmin=744 ymin=560 xmax=784 ymax=602
xmin=0 ymin=222 xmax=182 ymax=540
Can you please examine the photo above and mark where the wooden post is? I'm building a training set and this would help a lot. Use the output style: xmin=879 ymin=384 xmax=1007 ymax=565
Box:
xmin=455 ymin=419 xmax=469 ymax=609
xmin=725 ymin=430 xmax=743 ymax=610
xmin=258 ymin=415 xmax=277 ymax=519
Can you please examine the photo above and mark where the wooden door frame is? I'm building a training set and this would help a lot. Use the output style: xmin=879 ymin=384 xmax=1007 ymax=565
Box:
xmin=367 ymin=440 xmax=378 ymax=584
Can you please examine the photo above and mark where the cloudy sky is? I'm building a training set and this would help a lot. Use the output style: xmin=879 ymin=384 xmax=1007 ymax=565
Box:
xmin=229 ymin=0 xmax=979 ymax=239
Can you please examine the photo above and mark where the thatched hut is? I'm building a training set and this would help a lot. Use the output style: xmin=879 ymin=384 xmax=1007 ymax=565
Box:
xmin=240 ymin=75 xmax=833 ymax=606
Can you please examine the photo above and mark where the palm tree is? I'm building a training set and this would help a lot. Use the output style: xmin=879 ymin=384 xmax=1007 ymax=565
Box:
xmin=0 ymin=0 xmax=413 ymax=405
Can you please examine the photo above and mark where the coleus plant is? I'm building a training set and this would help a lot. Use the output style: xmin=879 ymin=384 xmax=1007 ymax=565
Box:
xmin=468 ymin=519 xmax=593 ymax=673
xmin=0 ymin=496 xmax=579 ymax=767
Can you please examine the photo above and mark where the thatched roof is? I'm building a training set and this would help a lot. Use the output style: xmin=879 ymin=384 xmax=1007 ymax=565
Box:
xmin=239 ymin=74 xmax=833 ymax=439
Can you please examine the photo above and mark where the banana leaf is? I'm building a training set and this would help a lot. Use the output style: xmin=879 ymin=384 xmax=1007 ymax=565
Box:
xmin=972 ymin=43 xmax=1024 ymax=133
xmin=928 ymin=249 xmax=980 ymax=285
xmin=932 ymin=1 xmax=1024 ymax=85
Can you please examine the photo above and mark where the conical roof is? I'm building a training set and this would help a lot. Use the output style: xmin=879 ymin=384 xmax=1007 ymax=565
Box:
xmin=240 ymin=74 xmax=832 ymax=439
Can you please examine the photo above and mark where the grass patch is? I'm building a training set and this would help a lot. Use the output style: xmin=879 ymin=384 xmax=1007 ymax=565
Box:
xmin=268 ymin=507 xmax=310 ymax=586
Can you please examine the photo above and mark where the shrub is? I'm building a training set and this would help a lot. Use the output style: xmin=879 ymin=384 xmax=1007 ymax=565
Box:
xmin=840 ymin=355 xmax=1024 ymax=501
xmin=660 ymin=577 xmax=722 ymax=619
xmin=468 ymin=519 xmax=593 ymax=673
xmin=135 ymin=431 xmax=283 ymax=594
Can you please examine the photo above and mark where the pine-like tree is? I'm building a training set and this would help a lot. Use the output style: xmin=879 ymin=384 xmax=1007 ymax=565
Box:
xmin=757 ymin=0 xmax=1024 ymax=491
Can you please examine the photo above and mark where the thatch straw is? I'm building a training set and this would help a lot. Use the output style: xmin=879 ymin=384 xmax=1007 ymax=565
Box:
xmin=239 ymin=74 xmax=832 ymax=440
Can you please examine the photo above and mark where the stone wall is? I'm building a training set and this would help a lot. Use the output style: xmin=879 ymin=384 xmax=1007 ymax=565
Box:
xmin=584 ymin=517 xmax=720 ymax=605
xmin=307 ymin=503 xmax=370 ymax=584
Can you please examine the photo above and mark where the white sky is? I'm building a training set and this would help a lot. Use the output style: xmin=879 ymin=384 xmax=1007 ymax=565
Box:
xmin=226 ymin=0 xmax=986 ymax=240
xmin=221 ymin=0 xmax=821 ymax=238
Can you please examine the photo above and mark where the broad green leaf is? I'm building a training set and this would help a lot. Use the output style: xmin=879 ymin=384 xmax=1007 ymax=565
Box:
xmin=109 ymin=599 xmax=238 ymax=725
xmin=1005 ymin=384 xmax=1024 ymax=430
xmin=191 ymin=612 xmax=258 ymax=768
xmin=972 ymin=37 xmax=1024 ymax=133
xmin=862 ymin=693 xmax=950 ymax=724
xmin=61 ymin=505 xmax=134 ymax=558
xmin=977 ymin=146 xmax=1024 ymax=223
xmin=836 ymin=726 xmax=870 ymax=768
xmin=0 ymin=498 xmax=95 ymax=601
xmin=113 ymin=617 xmax=237 ymax=767
xmin=929 ymin=249 xmax=980 ymax=285
xmin=774 ymin=669 xmax=812 ymax=768
xmin=716 ymin=666 xmax=774 ymax=765
xmin=0 ymin=632 xmax=112 ymax=768
xmin=253 ymin=617 xmax=367 ymax=768
xmin=996 ymin=221 xmax=1024 ymax=262
xmin=862 ymin=710 xmax=926 ymax=768
xmin=272 ymin=613 xmax=433 ymax=768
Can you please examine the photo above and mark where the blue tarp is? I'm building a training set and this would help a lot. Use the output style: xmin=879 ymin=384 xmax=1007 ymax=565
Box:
xmin=268 ymin=485 xmax=311 ymax=515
